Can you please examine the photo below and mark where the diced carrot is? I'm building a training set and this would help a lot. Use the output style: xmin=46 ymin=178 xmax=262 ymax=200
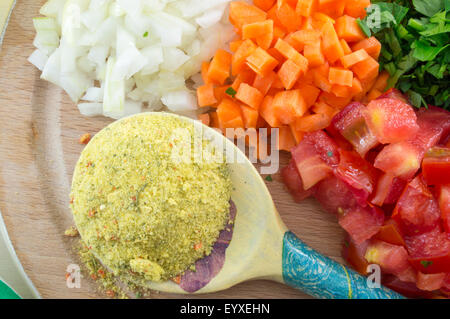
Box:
xmin=296 ymin=0 xmax=317 ymax=17
xmin=214 ymin=85 xmax=232 ymax=103
xmin=335 ymin=15 xmax=366 ymax=43
xmin=254 ymin=0 xmax=277 ymax=12
xmin=312 ymin=100 xmax=338 ymax=118
xmin=367 ymin=88 xmax=382 ymax=102
xmin=321 ymin=20 xmax=345 ymax=63
xmin=243 ymin=20 xmax=273 ymax=39
xmin=256 ymin=115 xmax=267 ymax=128
xmin=210 ymin=112 xmax=220 ymax=128
xmin=340 ymin=39 xmax=352 ymax=55
xmin=314 ymin=71 xmax=332 ymax=93
xmin=312 ymin=12 xmax=335 ymax=29
xmin=290 ymin=124 xmax=305 ymax=144
xmin=274 ymin=38 xmax=308 ymax=71
xmin=291 ymin=29 xmax=321 ymax=46
xmin=332 ymin=84 xmax=352 ymax=98
xmin=297 ymin=83 xmax=320 ymax=107
xmin=352 ymin=56 xmax=379 ymax=82
xmin=297 ymin=69 xmax=315 ymax=85
xmin=273 ymin=90 xmax=307 ymax=124
xmin=197 ymin=83 xmax=218 ymax=107
xmin=208 ymin=49 xmax=232 ymax=85
xmin=253 ymin=71 xmax=277 ymax=95
xmin=201 ymin=62 xmax=211 ymax=85
xmin=232 ymin=68 xmax=256 ymax=90
xmin=373 ymin=71 xmax=390 ymax=92
xmin=246 ymin=47 xmax=279 ymax=76
xmin=301 ymin=16 xmax=314 ymax=30
xmin=284 ymin=33 xmax=304 ymax=52
xmin=235 ymin=83 xmax=264 ymax=110
xmin=267 ymin=47 xmax=285 ymax=64
xmin=198 ymin=113 xmax=210 ymax=126
xmin=276 ymin=126 xmax=297 ymax=151
xmin=293 ymin=113 xmax=331 ymax=132
xmin=329 ymin=67 xmax=353 ymax=87
xmin=240 ymin=104 xmax=260 ymax=128
xmin=232 ymin=39 xmax=258 ymax=76
xmin=272 ymin=26 xmax=287 ymax=46
xmin=230 ymin=39 xmax=244 ymax=52
xmin=318 ymin=0 xmax=345 ymax=18
xmin=276 ymin=1 xmax=302 ymax=32
xmin=229 ymin=2 xmax=268 ymax=30
xmin=345 ymin=0 xmax=370 ymax=19
xmin=217 ymin=98 xmax=244 ymax=129
xmin=260 ymin=95 xmax=282 ymax=127
xmin=319 ymin=91 xmax=352 ymax=109
xmin=267 ymin=4 xmax=286 ymax=29
xmin=242 ymin=20 xmax=274 ymax=50
xmin=340 ymin=49 xmax=370 ymax=68
xmin=278 ymin=59 xmax=303 ymax=89
xmin=349 ymin=77 xmax=363 ymax=96
xmin=303 ymin=42 xmax=325 ymax=68
xmin=351 ymin=37 xmax=382 ymax=60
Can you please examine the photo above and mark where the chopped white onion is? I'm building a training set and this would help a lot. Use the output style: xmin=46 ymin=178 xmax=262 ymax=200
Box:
xmin=30 ymin=0 xmax=233 ymax=119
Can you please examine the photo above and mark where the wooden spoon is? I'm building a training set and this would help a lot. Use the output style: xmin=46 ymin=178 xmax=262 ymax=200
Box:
xmin=82 ymin=112 xmax=405 ymax=299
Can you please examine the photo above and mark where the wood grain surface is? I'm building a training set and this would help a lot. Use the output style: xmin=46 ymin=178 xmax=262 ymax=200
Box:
xmin=0 ymin=0 xmax=346 ymax=299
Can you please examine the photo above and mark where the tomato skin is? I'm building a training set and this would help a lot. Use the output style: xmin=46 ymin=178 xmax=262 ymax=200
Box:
xmin=383 ymin=275 xmax=432 ymax=298
xmin=291 ymin=131 xmax=340 ymax=190
xmin=393 ymin=176 xmax=441 ymax=236
xmin=335 ymin=150 xmax=378 ymax=207
xmin=338 ymin=205 xmax=385 ymax=244
xmin=376 ymin=88 xmax=409 ymax=103
xmin=371 ymin=173 xmax=407 ymax=207
xmin=313 ymin=176 xmax=358 ymax=214
xmin=406 ymin=227 xmax=450 ymax=274
xmin=341 ymin=236 xmax=369 ymax=275
xmin=422 ymin=147 xmax=450 ymax=185
xmin=416 ymin=272 xmax=446 ymax=291
xmin=363 ymin=98 xmax=419 ymax=144
xmin=364 ymin=240 xmax=413 ymax=278
xmin=373 ymin=220 xmax=406 ymax=247
xmin=438 ymin=185 xmax=450 ymax=233
xmin=331 ymin=102 xmax=379 ymax=157
xmin=281 ymin=160 xmax=314 ymax=202
xmin=374 ymin=107 xmax=450 ymax=180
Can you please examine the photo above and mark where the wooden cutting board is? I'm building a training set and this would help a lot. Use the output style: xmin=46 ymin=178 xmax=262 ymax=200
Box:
xmin=0 ymin=0 xmax=346 ymax=299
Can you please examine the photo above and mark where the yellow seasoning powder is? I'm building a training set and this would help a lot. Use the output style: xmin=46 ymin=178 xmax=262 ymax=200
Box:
xmin=70 ymin=113 xmax=232 ymax=282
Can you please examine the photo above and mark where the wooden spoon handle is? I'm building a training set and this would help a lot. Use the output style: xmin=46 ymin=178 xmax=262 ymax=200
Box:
xmin=282 ymin=232 xmax=405 ymax=299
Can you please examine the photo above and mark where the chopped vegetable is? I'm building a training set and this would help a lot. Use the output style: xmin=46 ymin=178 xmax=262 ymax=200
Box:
xmin=357 ymin=0 xmax=450 ymax=109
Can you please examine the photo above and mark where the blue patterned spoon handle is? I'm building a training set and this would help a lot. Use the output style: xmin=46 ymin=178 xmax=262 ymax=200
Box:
xmin=282 ymin=232 xmax=405 ymax=299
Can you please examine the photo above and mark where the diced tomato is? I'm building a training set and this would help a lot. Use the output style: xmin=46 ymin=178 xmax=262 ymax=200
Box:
xmin=422 ymin=147 xmax=450 ymax=185
xmin=393 ymin=176 xmax=441 ymax=236
xmin=373 ymin=220 xmax=406 ymax=247
xmin=331 ymin=102 xmax=379 ymax=157
xmin=441 ymin=273 xmax=450 ymax=296
xmin=376 ymin=88 xmax=408 ymax=103
xmin=406 ymin=227 xmax=450 ymax=274
xmin=364 ymin=240 xmax=414 ymax=280
xmin=338 ymin=205 xmax=385 ymax=244
xmin=438 ymin=185 xmax=450 ymax=233
xmin=374 ymin=107 xmax=450 ymax=180
xmin=371 ymin=173 xmax=407 ymax=207
xmin=383 ymin=275 xmax=430 ymax=298
xmin=363 ymin=98 xmax=419 ymax=144
xmin=341 ymin=236 xmax=369 ymax=275
xmin=416 ymin=272 xmax=446 ymax=291
xmin=312 ymin=176 xmax=358 ymax=215
xmin=335 ymin=150 xmax=378 ymax=206
xmin=291 ymin=131 xmax=340 ymax=190
xmin=281 ymin=160 xmax=314 ymax=202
